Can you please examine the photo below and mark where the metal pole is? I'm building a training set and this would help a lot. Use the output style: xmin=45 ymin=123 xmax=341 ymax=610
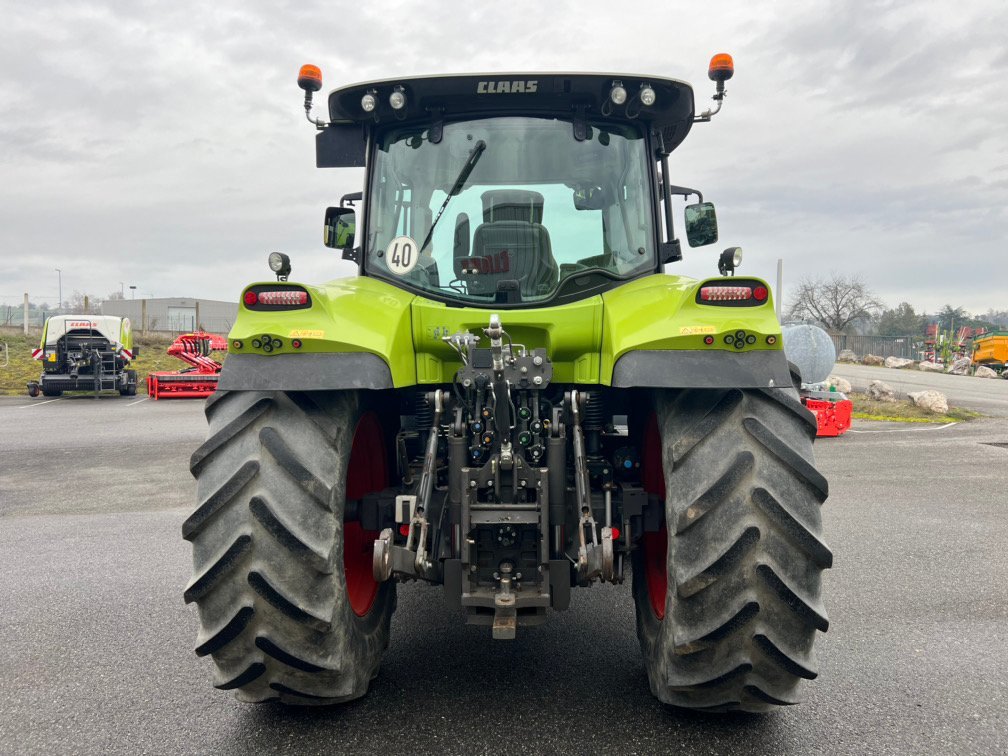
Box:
xmin=120 ymin=281 xmax=124 ymax=297
xmin=775 ymin=258 xmax=783 ymax=322
xmin=23 ymin=292 xmax=29 ymax=336
xmin=55 ymin=268 xmax=62 ymax=311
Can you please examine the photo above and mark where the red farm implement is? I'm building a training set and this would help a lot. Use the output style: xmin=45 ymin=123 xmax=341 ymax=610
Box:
xmin=147 ymin=332 xmax=228 ymax=399
xmin=802 ymin=394 xmax=853 ymax=437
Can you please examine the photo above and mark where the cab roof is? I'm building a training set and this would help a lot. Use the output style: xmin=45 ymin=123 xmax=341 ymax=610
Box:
xmin=326 ymin=72 xmax=696 ymax=152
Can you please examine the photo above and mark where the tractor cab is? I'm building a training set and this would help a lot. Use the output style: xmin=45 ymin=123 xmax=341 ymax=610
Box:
xmin=305 ymin=69 xmax=731 ymax=307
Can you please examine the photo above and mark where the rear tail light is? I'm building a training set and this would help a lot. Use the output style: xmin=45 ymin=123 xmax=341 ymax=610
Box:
xmin=257 ymin=290 xmax=309 ymax=306
xmin=700 ymin=285 xmax=753 ymax=301
xmin=696 ymin=279 xmax=770 ymax=307
xmin=243 ymin=290 xmax=258 ymax=306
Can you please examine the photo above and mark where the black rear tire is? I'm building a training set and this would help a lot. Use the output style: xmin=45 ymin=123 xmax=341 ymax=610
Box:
xmin=632 ymin=387 xmax=832 ymax=712
xmin=184 ymin=389 xmax=396 ymax=704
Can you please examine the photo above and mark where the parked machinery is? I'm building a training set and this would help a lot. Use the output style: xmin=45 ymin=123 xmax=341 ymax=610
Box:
xmin=147 ymin=331 xmax=227 ymax=399
xmin=27 ymin=315 xmax=137 ymax=397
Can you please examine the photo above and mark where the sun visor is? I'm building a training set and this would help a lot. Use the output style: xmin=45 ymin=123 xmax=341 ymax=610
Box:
xmin=316 ymin=122 xmax=367 ymax=168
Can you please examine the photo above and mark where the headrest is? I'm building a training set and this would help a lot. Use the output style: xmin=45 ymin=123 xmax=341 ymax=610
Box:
xmin=481 ymin=189 xmax=544 ymax=224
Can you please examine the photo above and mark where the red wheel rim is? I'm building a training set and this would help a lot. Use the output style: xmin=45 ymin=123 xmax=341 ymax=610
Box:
xmin=344 ymin=412 xmax=386 ymax=617
xmin=641 ymin=412 xmax=668 ymax=620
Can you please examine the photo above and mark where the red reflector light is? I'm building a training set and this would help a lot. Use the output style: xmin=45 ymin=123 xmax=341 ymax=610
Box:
xmin=257 ymin=290 xmax=309 ymax=306
xmin=753 ymin=286 xmax=769 ymax=301
xmin=398 ymin=524 xmax=410 ymax=537
xmin=243 ymin=290 xmax=258 ymax=306
xmin=700 ymin=285 xmax=752 ymax=301
xmin=292 ymin=339 xmax=302 ymax=349
xmin=611 ymin=527 xmax=621 ymax=540
xmin=703 ymin=335 xmax=715 ymax=345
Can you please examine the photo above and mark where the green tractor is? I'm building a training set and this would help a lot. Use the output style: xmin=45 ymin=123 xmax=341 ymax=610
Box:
xmin=184 ymin=56 xmax=831 ymax=712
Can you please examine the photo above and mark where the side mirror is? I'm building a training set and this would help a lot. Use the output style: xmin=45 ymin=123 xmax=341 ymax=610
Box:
xmin=572 ymin=185 xmax=610 ymax=211
xmin=684 ymin=202 xmax=719 ymax=247
xmin=324 ymin=206 xmax=356 ymax=249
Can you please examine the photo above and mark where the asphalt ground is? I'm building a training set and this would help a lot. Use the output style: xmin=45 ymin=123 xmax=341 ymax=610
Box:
xmin=1 ymin=395 xmax=1006 ymax=755
xmin=832 ymin=363 xmax=1008 ymax=416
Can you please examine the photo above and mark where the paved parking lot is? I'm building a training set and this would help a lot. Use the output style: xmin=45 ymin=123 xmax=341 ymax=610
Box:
xmin=1 ymin=395 xmax=1006 ymax=754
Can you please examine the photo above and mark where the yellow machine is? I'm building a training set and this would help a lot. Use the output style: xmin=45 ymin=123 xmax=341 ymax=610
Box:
xmin=972 ymin=332 xmax=1008 ymax=371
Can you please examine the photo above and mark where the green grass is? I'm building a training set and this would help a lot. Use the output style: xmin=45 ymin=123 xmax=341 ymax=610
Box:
xmin=0 ymin=327 xmax=227 ymax=396
xmin=850 ymin=392 xmax=980 ymax=424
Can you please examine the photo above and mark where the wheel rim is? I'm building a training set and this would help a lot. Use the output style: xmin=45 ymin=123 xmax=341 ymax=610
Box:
xmin=641 ymin=412 xmax=668 ymax=620
xmin=344 ymin=411 xmax=386 ymax=617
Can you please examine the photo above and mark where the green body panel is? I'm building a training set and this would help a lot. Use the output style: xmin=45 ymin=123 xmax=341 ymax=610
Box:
xmin=411 ymin=296 xmax=604 ymax=384
xmin=229 ymin=277 xmax=418 ymax=386
xmin=229 ymin=273 xmax=782 ymax=388
xmin=599 ymin=274 xmax=783 ymax=384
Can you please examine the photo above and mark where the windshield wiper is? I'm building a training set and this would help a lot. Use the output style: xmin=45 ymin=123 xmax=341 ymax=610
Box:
xmin=419 ymin=139 xmax=486 ymax=253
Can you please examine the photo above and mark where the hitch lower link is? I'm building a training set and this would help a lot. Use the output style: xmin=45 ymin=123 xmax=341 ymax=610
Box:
xmin=372 ymin=390 xmax=445 ymax=583
xmin=570 ymin=390 xmax=618 ymax=584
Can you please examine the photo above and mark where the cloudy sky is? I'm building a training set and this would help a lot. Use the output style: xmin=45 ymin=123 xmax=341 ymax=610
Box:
xmin=2 ymin=0 xmax=1006 ymax=314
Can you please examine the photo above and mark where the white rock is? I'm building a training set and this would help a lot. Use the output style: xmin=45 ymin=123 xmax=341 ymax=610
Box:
xmin=884 ymin=356 xmax=915 ymax=369
xmin=947 ymin=357 xmax=972 ymax=375
xmin=918 ymin=361 xmax=943 ymax=372
xmin=908 ymin=390 xmax=949 ymax=414
xmin=974 ymin=365 xmax=998 ymax=379
xmin=837 ymin=349 xmax=858 ymax=363
xmin=828 ymin=375 xmax=852 ymax=394
xmin=862 ymin=354 xmax=885 ymax=366
xmin=866 ymin=379 xmax=898 ymax=402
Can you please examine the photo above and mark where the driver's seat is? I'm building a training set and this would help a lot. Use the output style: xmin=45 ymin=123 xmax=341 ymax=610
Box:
xmin=463 ymin=190 xmax=558 ymax=297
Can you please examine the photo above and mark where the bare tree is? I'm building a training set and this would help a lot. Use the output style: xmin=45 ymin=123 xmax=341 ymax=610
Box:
xmin=785 ymin=274 xmax=884 ymax=334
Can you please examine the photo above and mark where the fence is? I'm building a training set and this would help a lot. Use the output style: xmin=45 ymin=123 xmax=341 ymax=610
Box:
xmin=830 ymin=334 xmax=920 ymax=360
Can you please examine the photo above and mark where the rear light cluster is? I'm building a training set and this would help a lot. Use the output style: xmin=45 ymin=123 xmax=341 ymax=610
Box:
xmin=699 ymin=285 xmax=768 ymax=302
xmin=242 ymin=286 xmax=311 ymax=310
xmin=246 ymin=289 xmax=309 ymax=306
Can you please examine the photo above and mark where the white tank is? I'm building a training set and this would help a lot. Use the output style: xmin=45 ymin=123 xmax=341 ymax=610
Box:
xmin=782 ymin=324 xmax=836 ymax=385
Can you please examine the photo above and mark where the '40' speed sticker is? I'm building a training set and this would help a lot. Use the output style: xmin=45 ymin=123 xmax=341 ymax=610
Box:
xmin=386 ymin=236 xmax=419 ymax=275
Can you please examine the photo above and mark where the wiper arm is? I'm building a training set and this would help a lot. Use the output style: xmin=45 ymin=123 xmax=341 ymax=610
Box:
xmin=419 ymin=139 xmax=486 ymax=253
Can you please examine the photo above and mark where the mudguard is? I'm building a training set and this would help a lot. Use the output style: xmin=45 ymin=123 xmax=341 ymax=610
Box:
xmin=218 ymin=352 xmax=393 ymax=391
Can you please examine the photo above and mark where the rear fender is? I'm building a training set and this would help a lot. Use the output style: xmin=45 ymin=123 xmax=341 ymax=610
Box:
xmin=220 ymin=276 xmax=416 ymax=391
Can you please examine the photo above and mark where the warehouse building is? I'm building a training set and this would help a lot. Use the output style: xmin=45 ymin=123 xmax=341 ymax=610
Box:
xmin=101 ymin=297 xmax=238 ymax=334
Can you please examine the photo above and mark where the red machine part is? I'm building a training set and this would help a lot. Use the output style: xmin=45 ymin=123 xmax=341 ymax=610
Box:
xmin=147 ymin=332 xmax=227 ymax=400
xmin=802 ymin=397 xmax=853 ymax=437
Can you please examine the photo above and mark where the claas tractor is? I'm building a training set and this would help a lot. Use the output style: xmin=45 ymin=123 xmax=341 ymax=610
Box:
xmin=183 ymin=56 xmax=832 ymax=712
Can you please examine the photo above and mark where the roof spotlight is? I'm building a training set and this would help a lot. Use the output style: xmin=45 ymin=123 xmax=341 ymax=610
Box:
xmin=389 ymin=86 xmax=407 ymax=110
xmin=639 ymin=85 xmax=656 ymax=107
xmin=609 ymin=82 xmax=627 ymax=105
xmin=360 ymin=91 xmax=377 ymax=112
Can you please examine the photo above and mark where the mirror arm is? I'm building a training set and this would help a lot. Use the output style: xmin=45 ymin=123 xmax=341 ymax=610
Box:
xmin=656 ymin=130 xmax=676 ymax=244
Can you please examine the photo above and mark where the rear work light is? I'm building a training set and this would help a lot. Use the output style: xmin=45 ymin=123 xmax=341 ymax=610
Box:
xmin=257 ymin=290 xmax=309 ymax=306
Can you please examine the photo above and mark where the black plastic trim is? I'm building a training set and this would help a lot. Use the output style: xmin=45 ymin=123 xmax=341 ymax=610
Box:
xmin=218 ymin=353 xmax=394 ymax=391
xmin=611 ymin=349 xmax=792 ymax=389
